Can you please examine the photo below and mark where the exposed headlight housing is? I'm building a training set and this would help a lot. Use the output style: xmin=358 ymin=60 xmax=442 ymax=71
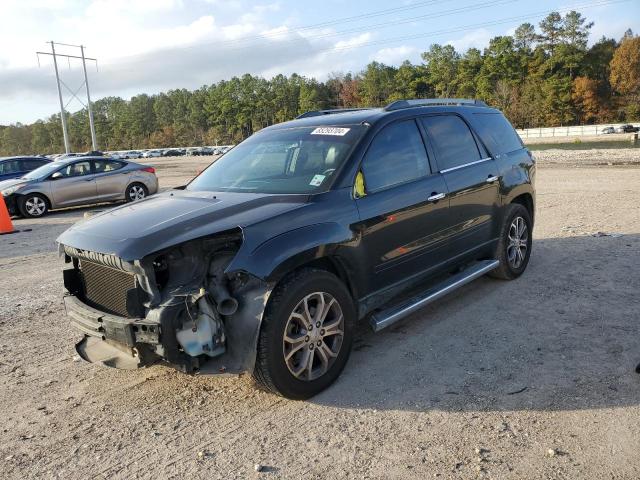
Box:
xmin=1 ymin=183 xmax=26 ymax=196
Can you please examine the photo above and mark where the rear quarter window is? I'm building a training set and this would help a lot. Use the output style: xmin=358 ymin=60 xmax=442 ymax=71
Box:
xmin=471 ymin=113 xmax=523 ymax=156
xmin=1 ymin=160 xmax=21 ymax=174
xmin=24 ymin=159 xmax=48 ymax=170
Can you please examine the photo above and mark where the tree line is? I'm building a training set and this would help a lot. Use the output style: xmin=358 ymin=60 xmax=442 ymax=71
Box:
xmin=1 ymin=10 xmax=639 ymax=156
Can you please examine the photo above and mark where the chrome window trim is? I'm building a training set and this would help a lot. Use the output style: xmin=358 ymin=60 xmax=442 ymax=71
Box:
xmin=440 ymin=157 xmax=492 ymax=173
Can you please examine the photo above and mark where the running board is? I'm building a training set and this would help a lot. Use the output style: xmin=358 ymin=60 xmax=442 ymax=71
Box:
xmin=369 ymin=259 xmax=500 ymax=332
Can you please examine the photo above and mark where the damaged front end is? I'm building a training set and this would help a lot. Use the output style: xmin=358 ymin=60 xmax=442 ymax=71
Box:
xmin=61 ymin=230 xmax=272 ymax=375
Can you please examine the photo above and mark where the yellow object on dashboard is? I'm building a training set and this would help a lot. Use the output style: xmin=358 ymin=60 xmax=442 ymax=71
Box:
xmin=354 ymin=171 xmax=366 ymax=198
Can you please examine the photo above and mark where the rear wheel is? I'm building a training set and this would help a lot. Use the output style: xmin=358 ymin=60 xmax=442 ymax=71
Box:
xmin=126 ymin=183 xmax=148 ymax=202
xmin=253 ymin=269 xmax=355 ymax=399
xmin=489 ymin=203 xmax=532 ymax=280
xmin=18 ymin=193 xmax=49 ymax=218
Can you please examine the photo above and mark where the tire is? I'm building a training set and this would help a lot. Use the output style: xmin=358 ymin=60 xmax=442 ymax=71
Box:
xmin=489 ymin=203 xmax=532 ymax=280
xmin=18 ymin=193 xmax=49 ymax=218
xmin=253 ymin=268 xmax=355 ymax=399
xmin=125 ymin=183 xmax=148 ymax=202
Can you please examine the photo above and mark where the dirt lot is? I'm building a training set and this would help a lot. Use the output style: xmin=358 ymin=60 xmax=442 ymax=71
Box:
xmin=1 ymin=150 xmax=639 ymax=479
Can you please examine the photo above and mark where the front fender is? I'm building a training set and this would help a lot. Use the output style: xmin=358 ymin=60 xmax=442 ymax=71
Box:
xmin=14 ymin=187 xmax=53 ymax=207
xmin=227 ymin=222 xmax=356 ymax=282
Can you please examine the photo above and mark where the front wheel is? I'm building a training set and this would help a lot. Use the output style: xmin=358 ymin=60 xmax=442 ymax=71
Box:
xmin=125 ymin=183 xmax=148 ymax=202
xmin=18 ymin=193 xmax=49 ymax=218
xmin=489 ymin=203 xmax=532 ymax=280
xmin=253 ymin=269 xmax=355 ymax=399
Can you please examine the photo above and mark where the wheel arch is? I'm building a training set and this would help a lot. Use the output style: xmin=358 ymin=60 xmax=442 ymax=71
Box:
xmin=17 ymin=190 xmax=52 ymax=209
xmin=126 ymin=180 xmax=147 ymax=190
xmin=278 ymin=255 xmax=358 ymax=301
xmin=510 ymin=192 xmax=534 ymax=225
xmin=125 ymin=181 xmax=149 ymax=200
xmin=227 ymin=222 xmax=361 ymax=302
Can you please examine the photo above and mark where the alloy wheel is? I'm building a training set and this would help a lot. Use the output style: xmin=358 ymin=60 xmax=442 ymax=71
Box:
xmin=507 ymin=216 xmax=528 ymax=269
xmin=282 ymin=292 xmax=344 ymax=381
xmin=128 ymin=185 xmax=146 ymax=201
xmin=25 ymin=196 xmax=46 ymax=216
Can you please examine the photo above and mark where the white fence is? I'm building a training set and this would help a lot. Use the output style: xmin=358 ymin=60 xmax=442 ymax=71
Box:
xmin=516 ymin=123 xmax=638 ymax=139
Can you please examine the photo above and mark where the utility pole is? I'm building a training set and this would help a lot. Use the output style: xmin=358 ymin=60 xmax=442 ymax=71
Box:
xmin=37 ymin=42 xmax=98 ymax=153
xmin=50 ymin=41 xmax=70 ymax=154
xmin=80 ymin=45 xmax=97 ymax=151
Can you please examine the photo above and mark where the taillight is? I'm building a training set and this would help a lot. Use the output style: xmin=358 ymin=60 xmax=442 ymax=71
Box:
xmin=142 ymin=167 xmax=155 ymax=174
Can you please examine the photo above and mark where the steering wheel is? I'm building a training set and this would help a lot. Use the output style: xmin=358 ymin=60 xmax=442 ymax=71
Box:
xmin=322 ymin=168 xmax=336 ymax=176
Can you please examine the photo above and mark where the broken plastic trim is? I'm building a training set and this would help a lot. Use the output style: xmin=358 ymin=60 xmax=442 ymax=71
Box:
xmin=64 ymin=229 xmax=275 ymax=374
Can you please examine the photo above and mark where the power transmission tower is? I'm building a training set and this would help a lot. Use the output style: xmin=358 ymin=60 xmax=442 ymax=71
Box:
xmin=36 ymin=42 xmax=98 ymax=153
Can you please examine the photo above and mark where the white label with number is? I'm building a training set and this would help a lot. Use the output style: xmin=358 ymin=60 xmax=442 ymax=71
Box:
xmin=310 ymin=127 xmax=350 ymax=136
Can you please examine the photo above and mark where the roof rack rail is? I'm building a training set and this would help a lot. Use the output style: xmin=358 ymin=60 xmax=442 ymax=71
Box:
xmin=384 ymin=98 xmax=487 ymax=111
xmin=296 ymin=108 xmax=372 ymax=119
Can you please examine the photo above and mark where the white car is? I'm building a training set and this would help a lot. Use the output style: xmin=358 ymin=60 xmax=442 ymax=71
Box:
xmin=142 ymin=150 xmax=162 ymax=158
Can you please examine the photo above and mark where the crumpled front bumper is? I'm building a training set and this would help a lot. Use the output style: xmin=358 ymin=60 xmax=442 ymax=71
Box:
xmin=64 ymin=278 xmax=273 ymax=376
xmin=64 ymin=294 xmax=161 ymax=369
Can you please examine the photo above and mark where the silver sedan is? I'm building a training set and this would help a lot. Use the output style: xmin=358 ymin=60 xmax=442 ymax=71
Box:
xmin=0 ymin=156 xmax=158 ymax=218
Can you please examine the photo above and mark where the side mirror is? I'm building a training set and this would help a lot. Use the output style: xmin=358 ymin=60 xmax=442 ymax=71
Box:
xmin=51 ymin=172 xmax=63 ymax=180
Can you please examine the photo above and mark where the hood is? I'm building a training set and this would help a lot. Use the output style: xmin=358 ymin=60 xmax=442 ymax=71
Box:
xmin=56 ymin=189 xmax=307 ymax=260
xmin=0 ymin=178 xmax=33 ymax=190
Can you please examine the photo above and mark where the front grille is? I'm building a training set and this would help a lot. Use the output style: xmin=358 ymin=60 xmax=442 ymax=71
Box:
xmin=79 ymin=260 xmax=137 ymax=317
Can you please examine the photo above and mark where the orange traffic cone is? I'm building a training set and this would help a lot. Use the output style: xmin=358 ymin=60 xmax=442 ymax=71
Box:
xmin=0 ymin=195 xmax=17 ymax=235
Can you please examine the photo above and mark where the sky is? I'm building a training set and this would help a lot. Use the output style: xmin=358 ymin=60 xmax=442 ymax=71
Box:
xmin=0 ymin=0 xmax=638 ymax=124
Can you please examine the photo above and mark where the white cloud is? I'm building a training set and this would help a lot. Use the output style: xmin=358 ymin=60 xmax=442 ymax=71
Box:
xmin=446 ymin=28 xmax=493 ymax=52
xmin=334 ymin=32 xmax=372 ymax=50
xmin=370 ymin=45 xmax=416 ymax=65
xmin=221 ymin=22 xmax=258 ymax=40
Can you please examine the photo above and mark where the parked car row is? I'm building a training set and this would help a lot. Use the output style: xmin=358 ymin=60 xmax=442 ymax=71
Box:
xmin=185 ymin=146 xmax=233 ymax=156
xmin=108 ymin=145 xmax=233 ymax=159
xmin=11 ymin=146 xmax=235 ymax=163
xmin=602 ymin=124 xmax=639 ymax=134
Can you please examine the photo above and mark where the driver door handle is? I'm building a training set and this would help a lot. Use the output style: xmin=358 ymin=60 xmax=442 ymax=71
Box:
xmin=486 ymin=175 xmax=499 ymax=183
xmin=427 ymin=192 xmax=446 ymax=202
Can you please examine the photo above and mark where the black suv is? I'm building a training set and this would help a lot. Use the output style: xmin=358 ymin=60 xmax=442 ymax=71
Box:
xmin=58 ymin=99 xmax=535 ymax=399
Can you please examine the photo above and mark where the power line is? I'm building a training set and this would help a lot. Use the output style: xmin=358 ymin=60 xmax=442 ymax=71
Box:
xmin=210 ymin=0 xmax=451 ymax=44
xmin=284 ymin=0 xmax=450 ymax=30
xmin=117 ymin=0 xmax=627 ymax=63
xmin=319 ymin=0 xmax=629 ymax=54
xmin=207 ymin=0 xmax=518 ymax=50
xmin=121 ymin=0 xmax=516 ymax=58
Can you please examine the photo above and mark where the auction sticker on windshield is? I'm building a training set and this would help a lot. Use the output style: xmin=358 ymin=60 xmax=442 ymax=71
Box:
xmin=309 ymin=174 xmax=325 ymax=186
xmin=310 ymin=127 xmax=350 ymax=136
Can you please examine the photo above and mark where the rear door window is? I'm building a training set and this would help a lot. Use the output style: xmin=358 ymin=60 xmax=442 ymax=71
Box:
xmin=361 ymin=120 xmax=430 ymax=193
xmin=93 ymin=160 xmax=124 ymax=173
xmin=420 ymin=115 xmax=481 ymax=171
xmin=470 ymin=113 xmax=523 ymax=155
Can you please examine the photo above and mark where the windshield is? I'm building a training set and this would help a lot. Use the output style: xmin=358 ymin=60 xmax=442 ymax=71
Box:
xmin=187 ymin=125 xmax=366 ymax=194
xmin=22 ymin=161 xmax=64 ymax=180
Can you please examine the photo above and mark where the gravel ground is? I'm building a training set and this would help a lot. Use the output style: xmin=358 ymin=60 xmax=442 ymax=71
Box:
xmin=1 ymin=150 xmax=639 ymax=479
